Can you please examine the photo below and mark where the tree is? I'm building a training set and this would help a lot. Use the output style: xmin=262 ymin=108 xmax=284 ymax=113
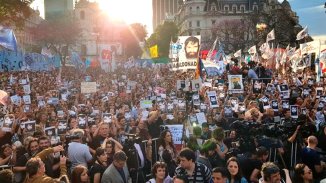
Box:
xmin=147 ymin=21 xmax=179 ymax=57
xmin=0 ymin=0 xmax=33 ymax=28
xmin=211 ymin=18 xmax=255 ymax=54
xmin=121 ymin=23 xmax=147 ymax=58
xmin=31 ymin=13 xmax=82 ymax=66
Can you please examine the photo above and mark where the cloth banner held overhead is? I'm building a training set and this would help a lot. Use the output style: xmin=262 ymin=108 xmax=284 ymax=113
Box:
xmin=300 ymin=40 xmax=320 ymax=56
xmin=206 ymin=38 xmax=218 ymax=61
xmin=0 ymin=27 xmax=17 ymax=52
xmin=171 ymin=36 xmax=201 ymax=71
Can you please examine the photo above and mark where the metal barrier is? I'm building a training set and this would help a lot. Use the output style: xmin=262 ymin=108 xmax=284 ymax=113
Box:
xmin=141 ymin=138 xmax=159 ymax=179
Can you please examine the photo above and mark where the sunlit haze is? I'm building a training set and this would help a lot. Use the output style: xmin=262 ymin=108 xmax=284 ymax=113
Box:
xmin=31 ymin=0 xmax=153 ymax=34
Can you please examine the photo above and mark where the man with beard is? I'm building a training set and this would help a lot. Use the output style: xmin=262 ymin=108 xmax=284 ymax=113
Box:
xmin=38 ymin=136 xmax=60 ymax=178
xmin=184 ymin=36 xmax=200 ymax=59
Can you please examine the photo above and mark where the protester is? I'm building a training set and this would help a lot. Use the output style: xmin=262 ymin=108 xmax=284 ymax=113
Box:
xmin=293 ymin=163 xmax=314 ymax=183
xmin=146 ymin=161 xmax=172 ymax=183
xmin=71 ymin=165 xmax=89 ymax=183
xmin=101 ymin=151 xmax=130 ymax=183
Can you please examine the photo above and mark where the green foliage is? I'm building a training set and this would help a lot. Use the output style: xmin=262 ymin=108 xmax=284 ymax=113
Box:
xmin=147 ymin=21 xmax=179 ymax=57
xmin=0 ymin=0 xmax=34 ymax=28
xmin=121 ymin=23 xmax=148 ymax=58
xmin=193 ymin=126 xmax=202 ymax=137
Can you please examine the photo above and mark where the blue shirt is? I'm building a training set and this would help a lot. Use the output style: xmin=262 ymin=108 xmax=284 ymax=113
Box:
xmin=248 ymin=69 xmax=258 ymax=79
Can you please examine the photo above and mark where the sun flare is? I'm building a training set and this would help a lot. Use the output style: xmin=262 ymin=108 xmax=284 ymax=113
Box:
xmin=97 ymin=0 xmax=151 ymax=24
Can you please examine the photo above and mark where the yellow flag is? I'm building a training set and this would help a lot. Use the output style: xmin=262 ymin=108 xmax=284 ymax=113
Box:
xmin=150 ymin=45 xmax=158 ymax=58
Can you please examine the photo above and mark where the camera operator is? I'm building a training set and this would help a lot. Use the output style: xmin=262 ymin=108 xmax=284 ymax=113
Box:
xmin=259 ymin=162 xmax=291 ymax=183
xmin=67 ymin=129 xmax=93 ymax=172
xmin=123 ymin=134 xmax=152 ymax=183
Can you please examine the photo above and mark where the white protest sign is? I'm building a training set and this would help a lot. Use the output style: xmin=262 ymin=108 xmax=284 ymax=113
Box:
xmin=81 ymin=82 xmax=97 ymax=93
xmin=164 ymin=125 xmax=184 ymax=145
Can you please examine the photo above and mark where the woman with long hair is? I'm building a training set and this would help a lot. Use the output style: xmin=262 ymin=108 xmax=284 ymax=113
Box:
xmin=293 ymin=163 xmax=313 ymax=183
xmin=157 ymin=130 xmax=177 ymax=161
xmin=71 ymin=165 xmax=89 ymax=183
xmin=226 ymin=157 xmax=248 ymax=183
xmin=89 ymin=147 xmax=108 ymax=183
xmin=147 ymin=161 xmax=172 ymax=183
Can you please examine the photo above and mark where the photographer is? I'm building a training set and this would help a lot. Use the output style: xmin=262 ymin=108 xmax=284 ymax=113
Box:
xmin=67 ymin=129 xmax=93 ymax=172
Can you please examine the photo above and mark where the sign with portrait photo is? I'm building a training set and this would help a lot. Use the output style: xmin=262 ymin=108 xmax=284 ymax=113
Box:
xmin=162 ymin=125 xmax=184 ymax=145
xmin=207 ymin=91 xmax=218 ymax=108
xmin=171 ymin=36 xmax=201 ymax=71
xmin=191 ymin=79 xmax=202 ymax=91
xmin=22 ymin=120 xmax=36 ymax=133
xmin=45 ymin=126 xmax=56 ymax=137
xmin=271 ymin=100 xmax=279 ymax=111
xmin=228 ymin=75 xmax=243 ymax=93
xmin=224 ymin=105 xmax=233 ymax=118
xmin=0 ymin=115 xmax=14 ymax=132
xmin=290 ymin=105 xmax=299 ymax=119
xmin=58 ymin=120 xmax=67 ymax=135
xmin=78 ymin=114 xmax=87 ymax=129
xmin=192 ymin=94 xmax=200 ymax=106
xmin=316 ymin=87 xmax=323 ymax=99
xmin=282 ymin=100 xmax=290 ymax=109
xmin=252 ymin=79 xmax=262 ymax=93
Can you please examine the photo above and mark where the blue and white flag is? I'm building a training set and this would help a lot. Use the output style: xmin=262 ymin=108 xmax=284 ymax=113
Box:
xmin=0 ymin=27 xmax=17 ymax=52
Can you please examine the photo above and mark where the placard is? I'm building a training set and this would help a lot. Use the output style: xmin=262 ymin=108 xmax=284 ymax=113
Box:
xmin=23 ymin=120 xmax=36 ymax=133
xmin=23 ymin=84 xmax=31 ymax=94
xmin=191 ymin=79 xmax=202 ymax=91
xmin=228 ymin=75 xmax=243 ymax=93
xmin=192 ymin=94 xmax=200 ymax=106
xmin=58 ymin=120 xmax=68 ymax=135
xmin=44 ymin=126 xmax=56 ymax=136
xmin=196 ymin=112 xmax=207 ymax=125
xmin=78 ymin=114 xmax=87 ymax=129
xmin=0 ymin=116 xmax=14 ymax=132
xmin=81 ymin=82 xmax=97 ymax=93
xmin=207 ymin=91 xmax=218 ymax=108
xmin=253 ymin=79 xmax=262 ymax=93
xmin=290 ymin=105 xmax=299 ymax=119
xmin=177 ymin=99 xmax=186 ymax=111
xmin=140 ymin=100 xmax=152 ymax=109
xmin=162 ymin=125 xmax=184 ymax=145
xmin=271 ymin=100 xmax=279 ymax=111
xmin=23 ymin=95 xmax=31 ymax=105
xmin=103 ymin=113 xmax=112 ymax=123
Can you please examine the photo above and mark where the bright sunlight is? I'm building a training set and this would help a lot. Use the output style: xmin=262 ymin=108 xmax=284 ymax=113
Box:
xmin=97 ymin=0 xmax=152 ymax=25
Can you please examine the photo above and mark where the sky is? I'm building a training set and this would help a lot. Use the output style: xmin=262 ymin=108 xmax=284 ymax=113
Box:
xmin=31 ymin=0 xmax=325 ymax=39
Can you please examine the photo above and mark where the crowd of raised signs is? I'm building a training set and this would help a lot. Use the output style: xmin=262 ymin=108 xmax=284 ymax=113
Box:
xmin=0 ymin=61 xmax=326 ymax=183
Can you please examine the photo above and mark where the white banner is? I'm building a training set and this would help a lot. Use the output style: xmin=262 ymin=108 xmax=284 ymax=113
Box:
xmin=81 ymin=82 xmax=97 ymax=93
xmin=171 ymin=36 xmax=201 ymax=71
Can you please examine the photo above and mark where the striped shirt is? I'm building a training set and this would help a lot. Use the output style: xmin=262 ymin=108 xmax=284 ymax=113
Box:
xmin=175 ymin=162 xmax=212 ymax=183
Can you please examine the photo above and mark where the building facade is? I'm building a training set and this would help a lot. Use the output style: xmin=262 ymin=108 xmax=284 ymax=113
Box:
xmin=14 ymin=8 xmax=44 ymax=52
xmin=176 ymin=0 xmax=299 ymax=51
xmin=73 ymin=0 xmax=125 ymax=60
xmin=44 ymin=0 xmax=74 ymax=19
xmin=152 ymin=0 xmax=181 ymax=31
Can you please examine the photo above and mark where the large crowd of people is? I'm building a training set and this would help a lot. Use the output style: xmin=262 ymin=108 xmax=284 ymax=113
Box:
xmin=0 ymin=59 xmax=326 ymax=183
